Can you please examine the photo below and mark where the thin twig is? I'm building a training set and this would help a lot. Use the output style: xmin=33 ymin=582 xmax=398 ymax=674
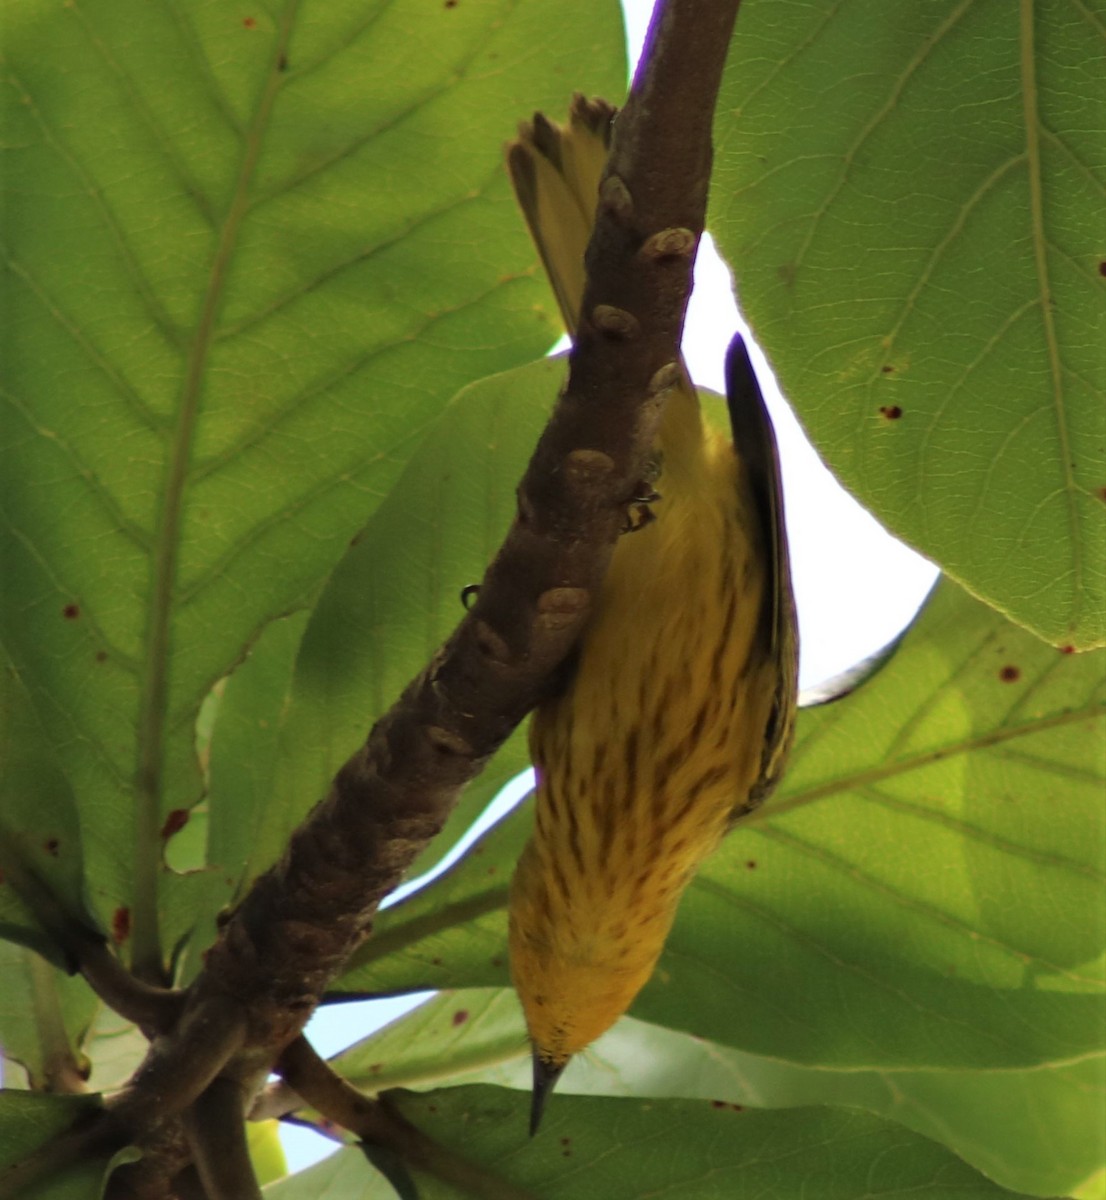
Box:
xmin=182 ymin=0 xmax=743 ymax=1083
xmin=184 ymin=1078 xmax=261 ymax=1200
xmin=279 ymin=1037 xmax=539 ymax=1200
xmin=78 ymin=937 xmax=183 ymax=1033
xmin=0 ymin=1111 xmax=127 ymax=1200
xmin=0 ymin=851 xmax=180 ymax=1033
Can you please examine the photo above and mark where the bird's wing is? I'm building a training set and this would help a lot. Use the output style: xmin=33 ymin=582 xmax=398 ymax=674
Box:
xmin=725 ymin=334 xmax=799 ymax=811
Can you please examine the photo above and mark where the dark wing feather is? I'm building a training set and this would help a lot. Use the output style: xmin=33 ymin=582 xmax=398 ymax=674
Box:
xmin=725 ymin=334 xmax=799 ymax=813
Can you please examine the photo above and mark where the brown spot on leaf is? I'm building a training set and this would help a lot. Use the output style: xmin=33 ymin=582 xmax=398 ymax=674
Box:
xmin=881 ymin=364 xmax=894 ymax=374
xmin=879 ymin=405 xmax=903 ymax=420
xmin=1099 ymin=261 xmax=1106 ymax=277
xmin=746 ymin=860 xmax=757 ymax=869
xmin=44 ymin=838 xmax=60 ymax=856
xmin=160 ymin=809 xmax=189 ymax=839
xmin=999 ymin=665 xmax=1020 ymax=682
xmin=1060 ymin=644 xmax=1076 ymax=655
xmin=63 ymin=603 xmax=80 ymax=619
xmin=242 ymin=15 xmax=257 ymax=27
xmin=452 ymin=1009 xmax=469 ymax=1027
xmin=112 ymin=907 xmax=131 ymax=943
xmin=95 ymin=650 xmax=108 ymax=663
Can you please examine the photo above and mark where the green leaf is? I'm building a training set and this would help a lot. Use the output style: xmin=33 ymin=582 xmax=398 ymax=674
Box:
xmin=0 ymin=948 xmax=160 ymax=1107
xmin=0 ymin=0 xmax=625 ymax=967
xmin=77 ymin=1003 xmax=151 ymax=1097
xmin=636 ymin=1031 xmax=1105 ymax=1200
xmin=248 ymin=1118 xmax=288 ymax=1189
xmin=326 ymin=990 xmax=526 ymax=1094
xmin=209 ymin=359 xmax=562 ymax=897
xmin=0 ymin=1092 xmax=112 ymax=1199
xmin=338 ymin=577 xmax=1106 ymax=1078
xmin=648 ymin=576 xmax=1105 ymax=1070
xmin=0 ymin=943 xmax=98 ymax=1093
xmin=319 ymin=987 xmax=1105 ymax=1197
xmin=267 ymin=1085 xmax=1046 ymax=1198
xmin=672 ymin=1033 xmax=1106 ymax=1200
xmin=0 ymin=656 xmax=96 ymax=965
xmin=262 ymin=1147 xmax=392 ymax=1199
xmin=206 ymin=612 xmax=312 ymax=905
xmin=384 ymin=1086 xmax=1038 ymax=1199
xmin=712 ymin=1 xmax=1106 ymax=648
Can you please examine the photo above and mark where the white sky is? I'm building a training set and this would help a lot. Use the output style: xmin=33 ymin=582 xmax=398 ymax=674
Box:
xmin=281 ymin=0 xmax=938 ymax=1171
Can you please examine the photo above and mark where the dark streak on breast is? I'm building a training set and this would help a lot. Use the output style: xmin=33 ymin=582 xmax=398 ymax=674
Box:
xmin=551 ymin=855 xmax=572 ymax=903
xmin=624 ymin=727 xmax=639 ymax=799
xmin=600 ymin=775 xmax=620 ymax=862
xmin=566 ymin=799 xmax=585 ymax=874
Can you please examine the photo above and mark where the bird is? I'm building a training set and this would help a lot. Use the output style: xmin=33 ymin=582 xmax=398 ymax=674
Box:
xmin=506 ymin=95 xmax=798 ymax=1135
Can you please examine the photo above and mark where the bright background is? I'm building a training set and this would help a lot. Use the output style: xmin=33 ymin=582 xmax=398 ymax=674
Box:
xmin=277 ymin=0 xmax=939 ymax=1171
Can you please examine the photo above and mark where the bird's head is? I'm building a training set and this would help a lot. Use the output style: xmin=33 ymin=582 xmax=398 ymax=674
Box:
xmin=509 ymin=878 xmax=661 ymax=1133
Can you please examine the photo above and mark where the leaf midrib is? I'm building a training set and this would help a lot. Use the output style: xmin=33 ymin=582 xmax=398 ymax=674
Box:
xmin=129 ymin=3 xmax=300 ymax=978
xmin=757 ymin=701 xmax=1103 ymax=827
xmin=1020 ymin=0 xmax=1083 ymax=634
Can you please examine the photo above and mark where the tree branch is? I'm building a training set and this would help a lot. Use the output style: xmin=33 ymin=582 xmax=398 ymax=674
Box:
xmin=12 ymin=0 xmax=745 ymax=1178
xmin=105 ymin=993 xmax=248 ymax=1135
xmin=182 ymin=0 xmax=741 ymax=1081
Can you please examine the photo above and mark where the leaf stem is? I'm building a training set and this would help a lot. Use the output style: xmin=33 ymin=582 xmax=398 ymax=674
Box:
xmin=183 ymin=1078 xmax=262 ymax=1200
xmin=278 ymin=1037 xmax=539 ymax=1200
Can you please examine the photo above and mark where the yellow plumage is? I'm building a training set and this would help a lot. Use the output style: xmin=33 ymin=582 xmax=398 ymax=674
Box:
xmin=506 ymin=96 xmax=798 ymax=1131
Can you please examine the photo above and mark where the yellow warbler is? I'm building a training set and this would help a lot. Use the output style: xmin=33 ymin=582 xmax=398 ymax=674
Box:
xmin=507 ymin=96 xmax=798 ymax=1133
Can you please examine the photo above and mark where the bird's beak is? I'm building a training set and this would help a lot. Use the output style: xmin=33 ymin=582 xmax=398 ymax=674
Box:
xmin=529 ymin=1052 xmax=569 ymax=1136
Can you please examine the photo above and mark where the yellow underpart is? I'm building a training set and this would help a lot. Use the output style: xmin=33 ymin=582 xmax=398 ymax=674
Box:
xmin=510 ymin=395 xmax=777 ymax=1064
xmin=506 ymin=100 xmax=784 ymax=1068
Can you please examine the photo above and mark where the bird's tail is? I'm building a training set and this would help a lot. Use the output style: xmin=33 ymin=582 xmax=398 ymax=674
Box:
xmin=507 ymin=95 xmax=617 ymax=336
xmin=507 ymin=97 xmax=705 ymax=469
